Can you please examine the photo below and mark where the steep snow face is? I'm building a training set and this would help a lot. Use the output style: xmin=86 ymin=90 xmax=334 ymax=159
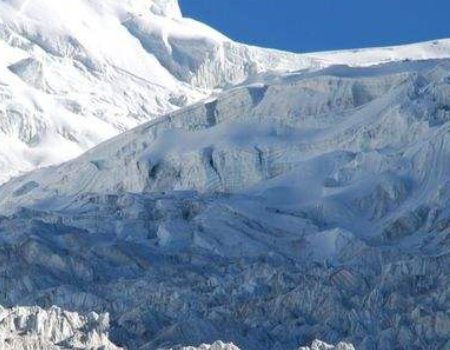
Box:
xmin=149 ymin=0 xmax=183 ymax=18
xmin=2 ymin=59 xmax=449 ymax=212
xmin=4 ymin=59 xmax=450 ymax=260
xmin=0 ymin=0 xmax=306 ymax=183
xmin=1 ymin=0 xmax=450 ymax=184
xmin=0 ymin=0 xmax=200 ymax=183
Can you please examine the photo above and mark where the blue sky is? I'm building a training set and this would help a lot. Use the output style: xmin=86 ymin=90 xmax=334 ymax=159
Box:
xmin=179 ymin=0 xmax=450 ymax=53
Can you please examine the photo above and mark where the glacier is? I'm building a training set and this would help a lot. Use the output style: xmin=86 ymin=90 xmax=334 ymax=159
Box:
xmin=0 ymin=305 xmax=121 ymax=350
xmin=1 ymin=0 xmax=450 ymax=183
xmin=1 ymin=0 xmax=450 ymax=350
xmin=174 ymin=341 xmax=354 ymax=350
xmin=2 ymin=57 xmax=450 ymax=349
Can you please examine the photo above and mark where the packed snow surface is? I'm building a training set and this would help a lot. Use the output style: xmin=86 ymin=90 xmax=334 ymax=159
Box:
xmin=1 ymin=0 xmax=450 ymax=183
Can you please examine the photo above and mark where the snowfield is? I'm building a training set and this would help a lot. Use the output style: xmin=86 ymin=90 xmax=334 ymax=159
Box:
xmin=1 ymin=1 xmax=450 ymax=350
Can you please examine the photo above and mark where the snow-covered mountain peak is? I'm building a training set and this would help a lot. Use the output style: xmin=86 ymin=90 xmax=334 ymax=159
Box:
xmin=0 ymin=0 xmax=198 ymax=80
xmin=149 ymin=0 xmax=182 ymax=18
xmin=1 ymin=0 xmax=450 ymax=187
xmin=0 ymin=0 xmax=228 ymax=183
xmin=2 ymin=3 xmax=450 ymax=350
xmin=3 ymin=0 xmax=183 ymax=19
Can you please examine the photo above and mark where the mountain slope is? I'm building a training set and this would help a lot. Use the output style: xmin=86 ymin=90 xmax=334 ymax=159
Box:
xmin=3 ymin=1 xmax=450 ymax=350
xmin=1 ymin=0 xmax=450 ymax=183
xmin=1 ymin=59 xmax=449 ymax=212
xmin=0 ymin=0 xmax=304 ymax=183
xmin=2 ymin=57 xmax=450 ymax=350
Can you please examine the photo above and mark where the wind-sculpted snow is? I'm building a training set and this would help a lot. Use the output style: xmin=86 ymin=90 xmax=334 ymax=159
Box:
xmin=2 ymin=58 xmax=450 ymax=350
xmin=1 ymin=0 xmax=450 ymax=183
